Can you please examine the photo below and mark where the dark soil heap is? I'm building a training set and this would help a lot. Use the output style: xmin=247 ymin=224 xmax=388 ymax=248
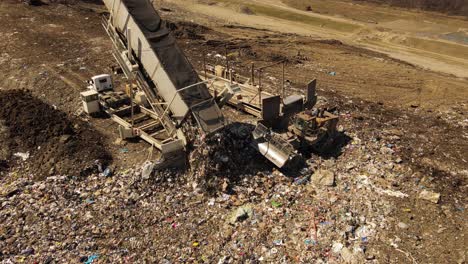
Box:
xmin=0 ymin=90 xmax=111 ymax=179
xmin=168 ymin=21 xmax=209 ymax=40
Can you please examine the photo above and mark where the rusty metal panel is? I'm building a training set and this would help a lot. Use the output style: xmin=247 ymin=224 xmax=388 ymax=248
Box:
xmin=305 ymin=79 xmax=317 ymax=109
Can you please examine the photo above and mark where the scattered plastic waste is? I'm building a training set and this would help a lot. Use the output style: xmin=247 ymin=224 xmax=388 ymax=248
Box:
xmin=102 ymin=167 xmax=112 ymax=177
xmin=271 ymin=200 xmax=282 ymax=208
xmin=84 ymin=254 xmax=99 ymax=264
xmin=13 ymin=152 xmax=29 ymax=161
xmin=141 ymin=161 xmax=155 ymax=179
xmin=332 ymin=242 xmax=344 ymax=254
xmin=94 ymin=160 xmax=103 ymax=173
xmin=119 ymin=148 xmax=129 ymax=153
xmin=273 ymin=239 xmax=283 ymax=246
xmin=294 ymin=175 xmax=309 ymax=185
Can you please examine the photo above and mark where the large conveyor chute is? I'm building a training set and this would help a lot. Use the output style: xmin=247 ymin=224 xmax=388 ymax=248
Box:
xmin=104 ymin=0 xmax=225 ymax=134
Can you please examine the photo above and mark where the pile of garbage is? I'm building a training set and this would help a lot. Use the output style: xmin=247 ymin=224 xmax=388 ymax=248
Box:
xmin=0 ymin=122 xmax=405 ymax=262
xmin=0 ymin=95 xmax=463 ymax=263
xmin=188 ymin=122 xmax=270 ymax=194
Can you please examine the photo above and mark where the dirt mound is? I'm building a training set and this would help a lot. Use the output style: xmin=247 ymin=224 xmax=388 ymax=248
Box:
xmin=267 ymin=51 xmax=309 ymax=64
xmin=317 ymin=39 xmax=343 ymax=45
xmin=239 ymin=5 xmax=255 ymax=15
xmin=0 ymin=90 xmax=112 ymax=179
xmin=168 ymin=21 xmax=209 ymax=40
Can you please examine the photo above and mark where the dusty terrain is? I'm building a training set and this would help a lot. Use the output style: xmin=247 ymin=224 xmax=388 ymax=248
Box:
xmin=0 ymin=0 xmax=466 ymax=263
xmin=169 ymin=0 xmax=468 ymax=78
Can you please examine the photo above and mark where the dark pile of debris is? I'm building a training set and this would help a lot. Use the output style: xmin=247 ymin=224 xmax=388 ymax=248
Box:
xmin=168 ymin=21 xmax=209 ymax=40
xmin=188 ymin=123 xmax=271 ymax=193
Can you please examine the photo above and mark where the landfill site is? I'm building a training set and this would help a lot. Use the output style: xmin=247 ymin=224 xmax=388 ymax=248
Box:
xmin=0 ymin=0 xmax=467 ymax=263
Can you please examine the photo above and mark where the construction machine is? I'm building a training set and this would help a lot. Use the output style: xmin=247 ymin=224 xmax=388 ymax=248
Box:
xmin=80 ymin=0 xmax=339 ymax=170
xmin=288 ymin=109 xmax=339 ymax=151
xmin=201 ymin=62 xmax=339 ymax=169
xmin=80 ymin=0 xmax=228 ymax=165
xmin=104 ymin=0 xmax=226 ymax=130
xmin=252 ymin=92 xmax=339 ymax=168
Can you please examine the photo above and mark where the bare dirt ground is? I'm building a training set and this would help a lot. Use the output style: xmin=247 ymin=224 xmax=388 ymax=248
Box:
xmin=168 ymin=0 xmax=468 ymax=78
xmin=0 ymin=0 xmax=466 ymax=263
xmin=167 ymin=0 xmax=468 ymax=112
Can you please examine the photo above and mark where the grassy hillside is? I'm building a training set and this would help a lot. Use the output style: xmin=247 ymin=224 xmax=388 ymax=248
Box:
xmin=354 ymin=0 xmax=468 ymax=16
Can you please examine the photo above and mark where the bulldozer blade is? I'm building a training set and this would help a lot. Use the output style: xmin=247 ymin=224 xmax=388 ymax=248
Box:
xmin=251 ymin=123 xmax=299 ymax=168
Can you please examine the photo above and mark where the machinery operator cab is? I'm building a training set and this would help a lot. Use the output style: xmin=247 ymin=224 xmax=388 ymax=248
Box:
xmin=87 ymin=74 xmax=113 ymax=92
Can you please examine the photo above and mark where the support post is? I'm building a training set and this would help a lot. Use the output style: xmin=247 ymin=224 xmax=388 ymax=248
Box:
xmin=203 ymin=50 xmax=207 ymax=79
xmin=127 ymin=28 xmax=132 ymax=59
xmin=225 ymin=45 xmax=229 ymax=78
xmin=126 ymin=28 xmax=134 ymax=127
xmin=130 ymin=84 xmax=134 ymax=127
xmin=259 ymin=70 xmax=263 ymax=107
xmin=251 ymin=63 xmax=255 ymax=86
xmin=282 ymin=61 xmax=285 ymax=99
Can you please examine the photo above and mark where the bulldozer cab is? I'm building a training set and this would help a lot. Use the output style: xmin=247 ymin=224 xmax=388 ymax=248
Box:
xmin=293 ymin=112 xmax=318 ymax=134
xmin=289 ymin=110 xmax=339 ymax=148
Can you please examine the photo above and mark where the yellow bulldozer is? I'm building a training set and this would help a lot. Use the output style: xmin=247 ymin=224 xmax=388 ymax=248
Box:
xmin=288 ymin=109 xmax=339 ymax=151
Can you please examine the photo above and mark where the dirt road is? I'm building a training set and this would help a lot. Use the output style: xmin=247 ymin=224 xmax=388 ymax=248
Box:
xmin=170 ymin=0 xmax=468 ymax=78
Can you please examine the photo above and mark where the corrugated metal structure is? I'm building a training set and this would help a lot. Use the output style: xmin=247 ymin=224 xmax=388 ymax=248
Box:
xmin=103 ymin=0 xmax=225 ymax=134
